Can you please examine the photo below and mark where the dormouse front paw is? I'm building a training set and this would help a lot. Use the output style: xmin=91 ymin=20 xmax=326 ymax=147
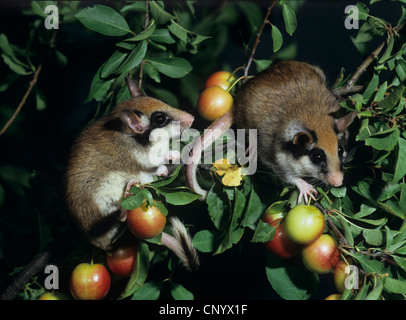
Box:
xmin=294 ymin=178 xmax=318 ymax=204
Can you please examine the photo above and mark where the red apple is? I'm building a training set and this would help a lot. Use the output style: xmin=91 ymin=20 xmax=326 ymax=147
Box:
xmin=301 ymin=234 xmax=340 ymax=274
xmin=106 ymin=244 xmax=137 ymax=277
xmin=285 ymin=205 xmax=324 ymax=245
xmin=264 ymin=218 xmax=301 ymax=259
xmin=197 ymin=86 xmax=233 ymax=121
xmin=334 ymin=258 xmax=353 ymax=293
xmin=204 ymin=71 xmax=236 ymax=91
xmin=127 ymin=202 xmax=166 ymax=239
xmin=70 ymin=263 xmax=111 ymax=300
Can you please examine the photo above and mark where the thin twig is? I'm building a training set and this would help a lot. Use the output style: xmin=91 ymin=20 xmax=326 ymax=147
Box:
xmin=0 ymin=64 xmax=43 ymax=136
xmin=0 ymin=30 xmax=57 ymax=137
xmin=334 ymin=20 xmax=406 ymax=97
xmin=243 ymin=0 xmax=277 ymax=82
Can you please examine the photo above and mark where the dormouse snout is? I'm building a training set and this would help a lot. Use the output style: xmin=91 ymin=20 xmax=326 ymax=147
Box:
xmin=327 ymin=171 xmax=343 ymax=187
xmin=183 ymin=113 xmax=195 ymax=129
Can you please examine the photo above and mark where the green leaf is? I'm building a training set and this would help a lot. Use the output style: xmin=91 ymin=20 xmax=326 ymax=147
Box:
xmin=149 ymin=165 xmax=181 ymax=188
xmin=265 ymin=253 xmax=318 ymax=300
xmin=151 ymin=28 xmax=176 ymax=44
xmin=364 ymin=127 xmax=400 ymax=151
xmin=384 ymin=277 xmax=406 ymax=294
xmin=131 ymin=281 xmax=162 ymax=300
xmin=395 ymin=59 xmax=406 ymax=82
xmin=147 ymin=57 xmax=192 ymax=78
xmin=282 ymin=4 xmax=297 ymax=36
xmin=377 ymin=85 xmax=406 ymax=110
xmin=1 ymin=54 xmax=31 ymax=75
xmin=363 ymin=73 xmax=379 ymax=103
xmin=170 ymin=282 xmax=194 ymax=300
xmin=251 ymin=219 xmax=275 ymax=243
xmin=101 ymin=49 xmax=128 ymax=78
xmin=394 ymin=137 xmax=406 ymax=182
xmin=206 ymin=184 xmax=228 ymax=230
xmin=214 ymin=189 xmax=246 ymax=254
xmin=121 ymin=241 xmax=150 ymax=299
xmin=121 ymin=187 xmax=145 ymax=210
xmin=253 ymin=59 xmax=273 ymax=73
xmin=271 ymin=25 xmax=283 ymax=52
xmin=192 ymin=229 xmax=217 ymax=253
xmin=363 ymin=229 xmax=384 ymax=246
xmin=85 ymin=62 xmax=115 ymax=102
xmin=242 ymin=187 xmax=267 ymax=230
xmin=124 ymin=19 xmax=156 ymax=42
xmin=149 ymin=1 xmax=175 ymax=25
xmin=116 ymin=40 xmax=147 ymax=74
xmin=238 ymin=2 xmax=263 ymax=33
xmin=365 ymin=278 xmax=384 ymax=300
xmin=159 ymin=187 xmax=201 ymax=205
xmin=75 ymin=5 xmax=131 ymax=36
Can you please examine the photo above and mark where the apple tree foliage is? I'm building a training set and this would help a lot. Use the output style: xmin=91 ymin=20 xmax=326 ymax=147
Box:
xmin=1 ymin=0 xmax=406 ymax=300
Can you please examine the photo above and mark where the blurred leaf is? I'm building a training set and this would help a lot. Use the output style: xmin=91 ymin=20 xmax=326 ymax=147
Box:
xmin=271 ymin=25 xmax=283 ymax=52
xmin=149 ymin=1 xmax=175 ymax=25
xmin=124 ymin=19 xmax=156 ymax=42
xmin=251 ymin=219 xmax=275 ymax=243
xmin=265 ymin=252 xmax=318 ymax=300
xmin=170 ymin=282 xmax=194 ymax=300
xmin=131 ymin=281 xmax=162 ymax=300
xmin=121 ymin=241 xmax=150 ymax=299
xmin=75 ymin=5 xmax=131 ymax=36
xmin=282 ymin=4 xmax=297 ymax=36
xmin=394 ymin=137 xmax=406 ymax=182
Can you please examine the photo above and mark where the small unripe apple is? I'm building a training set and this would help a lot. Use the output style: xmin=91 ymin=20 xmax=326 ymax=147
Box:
xmin=301 ymin=234 xmax=340 ymax=274
xmin=127 ymin=202 xmax=166 ymax=239
xmin=106 ymin=244 xmax=137 ymax=277
xmin=204 ymin=71 xmax=236 ymax=91
xmin=285 ymin=205 xmax=324 ymax=245
xmin=264 ymin=218 xmax=301 ymax=259
xmin=38 ymin=292 xmax=68 ymax=300
xmin=197 ymin=86 xmax=233 ymax=121
xmin=325 ymin=293 xmax=341 ymax=300
xmin=70 ymin=263 xmax=111 ymax=300
xmin=333 ymin=258 xmax=353 ymax=293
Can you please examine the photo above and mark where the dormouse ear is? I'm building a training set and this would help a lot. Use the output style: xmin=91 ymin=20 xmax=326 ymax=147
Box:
xmin=335 ymin=111 xmax=358 ymax=133
xmin=119 ymin=110 xmax=146 ymax=134
xmin=125 ymin=77 xmax=142 ymax=98
xmin=293 ymin=131 xmax=314 ymax=145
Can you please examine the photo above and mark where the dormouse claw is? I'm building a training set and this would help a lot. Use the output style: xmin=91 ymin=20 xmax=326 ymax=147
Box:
xmin=295 ymin=178 xmax=318 ymax=204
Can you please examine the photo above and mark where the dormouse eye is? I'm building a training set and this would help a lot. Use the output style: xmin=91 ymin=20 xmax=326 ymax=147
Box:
xmin=151 ymin=112 xmax=170 ymax=128
xmin=338 ymin=145 xmax=345 ymax=157
xmin=309 ymin=148 xmax=326 ymax=165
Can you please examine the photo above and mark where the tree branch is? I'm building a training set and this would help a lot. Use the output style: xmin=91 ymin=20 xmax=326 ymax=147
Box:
xmin=243 ymin=0 xmax=277 ymax=82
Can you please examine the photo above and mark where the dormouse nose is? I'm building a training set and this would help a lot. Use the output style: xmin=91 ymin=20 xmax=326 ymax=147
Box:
xmin=181 ymin=113 xmax=194 ymax=130
xmin=327 ymin=171 xmax=343 ymax=187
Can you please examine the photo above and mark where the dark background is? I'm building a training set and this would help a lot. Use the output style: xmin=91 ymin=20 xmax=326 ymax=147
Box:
xmin=0 ymin=0 xmax=400 ymax=300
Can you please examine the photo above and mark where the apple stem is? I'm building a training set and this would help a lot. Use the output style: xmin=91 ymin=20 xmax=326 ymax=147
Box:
xmin=226 ymin=75 xmax=250 ymax=93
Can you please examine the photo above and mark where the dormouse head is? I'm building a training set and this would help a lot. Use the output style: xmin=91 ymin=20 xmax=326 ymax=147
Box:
xmin=114 ymin=78 xmax=194 ymax=143
xmin=282 ymin=111 xmax=357 ymax=187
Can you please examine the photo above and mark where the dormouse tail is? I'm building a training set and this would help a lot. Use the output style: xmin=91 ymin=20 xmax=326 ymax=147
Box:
xmin=161 ymin=217 xmax=200 ymax=272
